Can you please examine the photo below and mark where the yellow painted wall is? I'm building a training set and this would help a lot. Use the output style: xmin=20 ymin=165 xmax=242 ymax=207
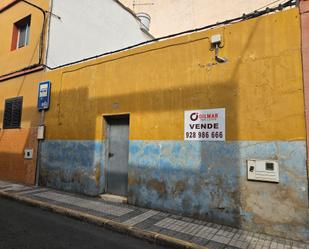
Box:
xmin=0 ymin=0 xmax=49 ymax=76
xmin=0 ymin=70 xmax=45 ymax=184
xmin=43 ymin=8 xmax=305 ymax=141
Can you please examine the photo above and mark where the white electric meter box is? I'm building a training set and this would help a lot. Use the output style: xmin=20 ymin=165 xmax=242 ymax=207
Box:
xmin=37 ymin=125 xmax=45 ymax=140
xmin=247 ymin=159 xmax=279 ymax=183
xmin=24 ymin=149 xmax=33 ymax=159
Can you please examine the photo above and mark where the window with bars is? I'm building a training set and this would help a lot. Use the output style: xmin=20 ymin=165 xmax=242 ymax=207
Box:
xmin=3 ymin=97 xmax=23 ymax=129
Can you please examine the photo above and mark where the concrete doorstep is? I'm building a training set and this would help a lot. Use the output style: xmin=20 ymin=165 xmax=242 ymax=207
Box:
xmin=0 ymin=180 xmax=308 ymax=249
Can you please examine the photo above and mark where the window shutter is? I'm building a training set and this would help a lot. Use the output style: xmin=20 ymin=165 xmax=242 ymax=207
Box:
xmin=3 ymin=97 xmax=23 ymax=129
xmin=3 ymin=101 xmax=13 ymax=128
xmin=12 ymin=98 xmax=22 ymax=127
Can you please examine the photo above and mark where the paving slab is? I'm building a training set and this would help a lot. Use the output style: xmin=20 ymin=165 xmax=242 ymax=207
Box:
xmin=0 ymin=180 xmax=308 ymax=249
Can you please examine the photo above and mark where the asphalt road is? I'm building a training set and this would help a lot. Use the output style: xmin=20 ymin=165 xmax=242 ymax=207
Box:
xmin=0 ymin=197 xmax=169 ymax=249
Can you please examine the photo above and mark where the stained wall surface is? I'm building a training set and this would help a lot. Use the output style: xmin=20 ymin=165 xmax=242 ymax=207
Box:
xmin=40 ymin=8 xmax=308 ymax=240
xmin=0 ymin=71 xmax=44 ymax=184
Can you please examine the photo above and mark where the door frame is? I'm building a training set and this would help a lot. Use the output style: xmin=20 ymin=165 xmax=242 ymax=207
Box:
xmin=103 ymin=113 xmax=130 ymax=195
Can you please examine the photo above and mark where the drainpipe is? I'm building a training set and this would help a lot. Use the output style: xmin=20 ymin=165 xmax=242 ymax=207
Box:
xmin=44 ymin=0 xmax=53 ymax=66
xmin=35 ymin=0 xmax=55 ymax=187
xmin=299 ymin=0 xmax=309 ymax=202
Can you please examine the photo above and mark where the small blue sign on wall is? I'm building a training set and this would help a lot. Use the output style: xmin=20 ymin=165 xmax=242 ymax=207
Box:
xmin=38 ymin=81 xmax=51 ymax=111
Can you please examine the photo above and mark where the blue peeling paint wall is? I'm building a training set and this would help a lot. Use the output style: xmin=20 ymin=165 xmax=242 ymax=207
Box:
xmin=128 ymin=140 xmax=309 ymax=240
xmin=39 ymin=139 xmax=309 ymax=240
xmin=39 ymin=140 xmax=105 ymax=196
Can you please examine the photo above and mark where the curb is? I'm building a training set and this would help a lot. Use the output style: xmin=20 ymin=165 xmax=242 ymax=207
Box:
xmin=0 ymin=190 xmax=207 ymax=249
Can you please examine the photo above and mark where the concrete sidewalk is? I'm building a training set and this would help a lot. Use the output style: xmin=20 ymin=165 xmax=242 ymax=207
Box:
xmin=0 ymin=180 xmax=308 ymax=249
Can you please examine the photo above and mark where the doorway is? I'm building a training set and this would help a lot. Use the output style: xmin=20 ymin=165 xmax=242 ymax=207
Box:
xmin=104 ymin=115 xmax=129 ymax=197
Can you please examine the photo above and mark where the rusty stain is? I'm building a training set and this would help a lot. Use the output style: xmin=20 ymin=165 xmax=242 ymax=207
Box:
xmin=241 ymin=181 xmax=308 ymax=233
xmin=193 ymin=182 xmax=202 ymax=194
xmin=181 ymin=196 xmax=192 ymax=211
xmin=71 ymin=171 xmax=80 ymax=183
xmin=173 ymin=180 xmax=186 ymax=195
xmin=94 ymin=163 xmax=101 ymax=186
xmin=128 ymin=172 xmax=141 ymax=186
xmin=147 ymin=179 xmax=166 ymax=197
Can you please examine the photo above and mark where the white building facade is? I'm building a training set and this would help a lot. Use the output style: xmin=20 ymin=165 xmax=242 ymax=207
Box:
xmin=120 ymin=0 xmax=292 ymax=37
xmin=46 ymin=0 xmax=153 ymax=68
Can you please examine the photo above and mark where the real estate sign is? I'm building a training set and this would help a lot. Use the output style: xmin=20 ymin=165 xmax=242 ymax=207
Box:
xmin=184 ymin=108 xmax=225 ymax=141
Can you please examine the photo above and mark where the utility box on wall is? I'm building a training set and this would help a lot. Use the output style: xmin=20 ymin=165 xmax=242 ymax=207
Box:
xmin=24 ymin=149 xmax=33 ymax=159
xmin=247 ymin=160 xmax=279 ymax=183
xmin=37 ymin=125 xmax=45 ymax=140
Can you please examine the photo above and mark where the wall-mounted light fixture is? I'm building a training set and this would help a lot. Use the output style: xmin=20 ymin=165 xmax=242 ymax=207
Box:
xmin=211 ymin=34 xmax=227 ymax=63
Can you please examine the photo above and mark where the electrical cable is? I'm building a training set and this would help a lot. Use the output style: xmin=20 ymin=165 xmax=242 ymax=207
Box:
xmin=21 ymin=0 xmax=46 ymax=65
xmin=255 ymin=0 xmax=286 ymax=11
xmin=0 ymin=0 xmax=296 ymax=79
xmin=43 ymin=0 xmax=296 ymax=71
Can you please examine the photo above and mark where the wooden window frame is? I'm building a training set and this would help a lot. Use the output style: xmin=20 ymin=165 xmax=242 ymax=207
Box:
xmin=11 ymin=15 xmax=31 ymax=51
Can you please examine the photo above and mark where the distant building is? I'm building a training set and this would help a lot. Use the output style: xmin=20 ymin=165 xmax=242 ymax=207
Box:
xmin=46 ymin=0 xmax=153 ymax=68
xmin=120 ymin=0 xmax=290 ymax=37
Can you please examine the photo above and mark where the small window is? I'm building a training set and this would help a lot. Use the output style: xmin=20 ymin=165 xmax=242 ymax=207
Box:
xmin=3 ymin=97 xmax=23 ymax=129
xmin=11 ymin=15 xmax=31 ymax=51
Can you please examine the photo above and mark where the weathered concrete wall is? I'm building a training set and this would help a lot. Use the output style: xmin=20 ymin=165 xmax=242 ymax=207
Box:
xmin=128 ymin=140 xmax=308 ymax=240
xmin=40 ymin=140 xmax=104 ymax=195
xmin=40 ymin=8 xmax=308 ymax=240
